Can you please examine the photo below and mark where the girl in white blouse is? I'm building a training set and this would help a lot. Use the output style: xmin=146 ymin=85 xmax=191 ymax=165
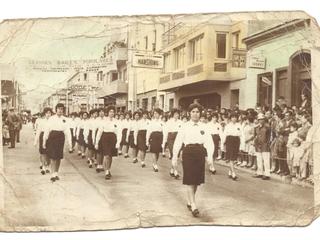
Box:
xmin=223 ymin=112 xmax=242 ymax=180
xmin=135 ymin=111 xmax=150 ymax=168
xmin=172 ymin=103 xmax=214 ymax=217
xmin=43 ymin=103 xmax=72 ymax=182
xmin=95 ymin=108 xmax=106 ymax=173
xmin=84 ymin=109 xmax=98 ymax=168
xmin=34 ymin=107 xmax=53 ymax=175
xmin=146 ymin=108 xmax=164 ymax=172
xmin=163 ymin=109 xmax=183 ymax=179
xmin=76 ymin=112 xmax=89 ymax=159
xmin=95 ymin=106 xmax=121 ymax=180
xmin=126 ymin=111 xmax=141 ymax=164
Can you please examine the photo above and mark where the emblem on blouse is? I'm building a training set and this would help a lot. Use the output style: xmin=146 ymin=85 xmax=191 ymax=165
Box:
xmin=63 ymin=119 xmax=66 ymax=123
xmin=114 ymin=124 xmax=117 ymax=127
xmin=200 ymin=130 xmax=205 ymax=135
xmin=237 ymin=128 xmax=240 ymax=130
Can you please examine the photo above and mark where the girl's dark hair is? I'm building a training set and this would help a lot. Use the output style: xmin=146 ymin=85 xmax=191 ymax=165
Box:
xmin=153 ymin=108 xmax=163 ymax=115
xmin=42 ymin=107 xmax=53 ymax=115
xmin=106 ymin=105 xmax=116 ymax=115
xmin=55 ymin=103 xmax=65 ymax=112
xmin=171 ymin=108 xmax=180 ymax=116
xmin=133 ymin=111 xmax=142 ymax=118
xmin=188 ymin=103 xmax=203 ymax=113
xmin=125 ymin=111 xmax=132 ymax=118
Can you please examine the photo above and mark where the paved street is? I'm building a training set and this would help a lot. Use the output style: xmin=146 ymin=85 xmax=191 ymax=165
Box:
xmin=0 ymin=124 xmax=314 ymax=231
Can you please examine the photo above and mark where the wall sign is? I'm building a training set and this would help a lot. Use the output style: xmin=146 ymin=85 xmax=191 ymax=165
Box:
xmin=249 ymin=55 xmax=266 ymax=69
xmin=132 ymin=53 xmax=164 ymax=69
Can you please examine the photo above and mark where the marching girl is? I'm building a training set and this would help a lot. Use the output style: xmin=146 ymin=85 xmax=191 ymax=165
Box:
xmin=223 ymin=112 xmax=242 ymax=180
xmin=163 ymin=108 xmax=183 ymax=178
xmin=172 ymin=103 xmax=214 ymax=217
xmin=161 ymin=115 xmax=168 ymax=157
xmin=121 ymin=112 xmax=131 ymax=158
xmin=95 ymin=106 xmax=120 ymax=180
xmin=146 ymin=108 xmax=164 ymax=172
xmin=126 ymin=111 xmax=141 ymax=164
xmin=76 ymin=112 xmax=83 ymax=156
xmin=117 ymin=112 xmax=125 ymax=156
xmin=95 ymin=108 xmax=106 ymax=173
xmin=34 ymin=107 xmax=53 ymax=175
xmin=43 ymin=103 xmax=72 ymax=182
xmin=76 ymin=111 xmax=89 ymax=159
xmin=135 ymin=110 xmax=150 ymax=168
xmin=68 ymin=112 xmax=78 ymax=153
xmin=206 ymin=112 xmax=222 ymax=174
xmin=84 ymin=109 xmax=98 ymax=168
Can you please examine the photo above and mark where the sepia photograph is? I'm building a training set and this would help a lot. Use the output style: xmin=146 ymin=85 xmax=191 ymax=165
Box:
xmin=0 ymin=3 xmax=320 ymax=234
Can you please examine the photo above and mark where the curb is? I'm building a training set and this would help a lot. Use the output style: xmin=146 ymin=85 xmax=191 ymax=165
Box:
xmin=213 ymin=160 xmax=313 ymax=189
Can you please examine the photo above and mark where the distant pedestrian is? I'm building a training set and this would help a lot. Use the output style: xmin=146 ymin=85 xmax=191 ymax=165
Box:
xmin=7 ymin=107 xmax=19 ymax=149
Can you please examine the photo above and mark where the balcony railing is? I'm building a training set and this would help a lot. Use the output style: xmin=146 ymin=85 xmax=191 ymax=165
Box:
xmin=102 ymin=80 xmax=128 ymax=96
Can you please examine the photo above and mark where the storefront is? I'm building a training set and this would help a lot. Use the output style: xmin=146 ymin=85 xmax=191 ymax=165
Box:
xmin=243 ymin=19 xmax=313 ymax=109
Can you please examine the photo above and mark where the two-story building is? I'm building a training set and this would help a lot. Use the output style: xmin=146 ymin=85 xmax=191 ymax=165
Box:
xmin=242 ymin=18 xmax=315 ymax=109
xmin=158 ymin=21 xmax=248 ymax=111
xmin=97 ymin=41 xmax=128 ymax=113
xmin=66 ymin=71 xmax=104 ymax=113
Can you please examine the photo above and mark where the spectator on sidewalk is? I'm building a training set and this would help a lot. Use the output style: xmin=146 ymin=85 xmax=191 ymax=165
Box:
xmin=253 ymin=113 xmax=271 ymax=180
xmin=7 ymin=107 xmax=19 ymax=149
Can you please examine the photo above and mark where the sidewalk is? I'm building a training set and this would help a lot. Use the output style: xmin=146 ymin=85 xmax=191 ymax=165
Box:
xmin=214 ymin=159 xmax=313 ymax=188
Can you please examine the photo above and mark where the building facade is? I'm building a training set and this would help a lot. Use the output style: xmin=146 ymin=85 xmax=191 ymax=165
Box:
xmin=242 ymin=19 xmax=314 ymax=109
xmin=158 ymin=21 xmax=248 ymax=111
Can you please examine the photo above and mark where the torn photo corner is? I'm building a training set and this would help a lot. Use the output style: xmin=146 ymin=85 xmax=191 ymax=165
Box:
xmin=0 ymin=10 xmax=320 ymax=231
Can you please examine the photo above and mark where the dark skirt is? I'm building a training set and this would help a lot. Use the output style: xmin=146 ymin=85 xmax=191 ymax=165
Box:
xmin=101 ymin=132 xmax=117 ymax=157
xmin=87 ymin=130 xmax=94 ymax=150
xmin=39 ymin=131 xmax=47 ymax=154
xmin=70 ymin=128 xmax=76 ymax=147
xmin=137 ymin=130 xmax=147 ymax=151
xmin=167 ymin=132 xmax=178 ymax=157
xmin=182 ymin=144 xmax=206 ymax=185
xmin=225 ymin=136 xmax=240 ymax=161
xmin=120 ymin=128 xmax=128 ymax=146
xmin=128 ymin=131 xmax=136 ymax=148
xmin=149 ymin=131 xmax=163 ymax=154
xmin=212 ymin=134 xmax=220 ymax=158
xmin=47 ymin=131 xmax=65 ymax=160
xmin=78 ymin=128 xmax=85 ymax=146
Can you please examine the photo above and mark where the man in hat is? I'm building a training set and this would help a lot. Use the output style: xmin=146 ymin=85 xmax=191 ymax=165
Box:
xmin=7 ymin=107 xmax=19 ymax=148
xmin=253 ymin=113 xmax=272 ymax=180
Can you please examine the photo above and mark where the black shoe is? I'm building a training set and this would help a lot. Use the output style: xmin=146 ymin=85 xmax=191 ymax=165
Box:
xmin=209 ymin=169 xmax=216 ymax=175
xmin=232 ymin=175 xmax=238 ymax=181
xmin=55 ymin=176 xmax=60 ymax=181
xmin=174 ymin=174 xmax=180 ymax=180
xmin=262 ymin=176 xmax=270 ymax=180
xmin=124 ymin=155 xmax=129 ymax=158
xmin=187 ymin=204 xmax=192 ymax=211
xmin=252 ymin=174 xmax=263 ymax=178
xmin=50 ymin=177 xmax=56 ymax=182
xmin=170 ymin=172 xmax=174 ymax=177
xmin=41 ymin=170 xmax=45 ymax=175
xmin=153 ymin=166 xmax=159 ymax=172
xmin=89 ymin=164 xmax=93 ymax=168
xmin=191 ymin=209 xmax=200 ymax=217
xmin=133 ymin=159 xmax=138 ymax=164
xmin=82 ymin=155 xmax=85 ymax=159
xmin=45 ymin=169 xmax=50 ymax=173
xmin=105 ymin=173 xmax=111 ymax=180
xmin=118 ymin=152 xmax=122 ymax=156
xmin=141 ymin=162 xmax=146 ymax=168
xmin=40 ymin=166 xmax=43 ymax=170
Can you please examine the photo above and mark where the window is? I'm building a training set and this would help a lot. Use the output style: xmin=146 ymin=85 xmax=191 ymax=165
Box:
xmin=216 ymin=33 xmax=227 ymax=58
xmin=189 ymin=34 xmax=204 ymax=64
xmin=142 ymin=98 xmax=148 ymax=110
xmin=232 ymin=31 xmax=240 ymax=49
xmin=84 ymin=73 xmax=87 ymax=81
xmin=123 ymin=69 xmax=127 ymax=82
xmin=169 ymin=98 xmax=174 ymax=110
xmin=144 ymin=36 xmax=148 ymax=50
xmin=257 ymin=73 xmax=273 ymax=108
xmin=111 ymin=72 xmax=118 ymax=81
xmin=97 ymin=71 xmax=103 ymax=81
xmin=163 ymin=52 xmax=171 ymax=73
xmin=230 ymin=89 xmax=239 ymax=108
xmin=173 ymin=44 xmax=185 ymax=70
xmin=152 ymin=30 xmax=157 ymax=51
xmin=151 ymin=96 xmax=156 ymax=109
xmin=136 ymin=99 xmax=140 ymax=108
xmin=119 ymin=71 xmax=122 ymax=81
